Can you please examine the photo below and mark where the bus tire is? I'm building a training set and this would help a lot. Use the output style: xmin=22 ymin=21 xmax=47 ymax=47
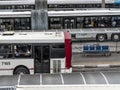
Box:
xmin=97 ymin=34 xmax=106 ymax=42
xmin=111 ymin=34 xmax=120 ymax=41
xmin=13 ymin=66 xmax=30 ymax=75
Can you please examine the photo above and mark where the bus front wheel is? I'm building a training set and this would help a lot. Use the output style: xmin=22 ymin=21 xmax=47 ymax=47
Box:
xmin=97 ymin=34 xmax=106 ymax=42
xmin=14 ymin=67 xmax=30 ymax=75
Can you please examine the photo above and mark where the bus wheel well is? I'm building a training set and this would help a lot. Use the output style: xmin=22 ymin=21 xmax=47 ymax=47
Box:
xmin=96 ymin=34 xmax=107 ymax=41
xmin=111 ymin=33 xmax=120 ymax=41
xmin=13 ymin=65 xmax=30 ymax=75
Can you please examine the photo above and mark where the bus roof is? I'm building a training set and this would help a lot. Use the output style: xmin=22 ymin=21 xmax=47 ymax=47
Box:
xmin=0 ymin=31 xmax=64 ymax=44
xmin=0 ymin=0 xmax=114 ymax=5
xmin=0 ymin=9 xmax=120 ymax=18
xmin=49 ymin=9 xmax=120 ymax=17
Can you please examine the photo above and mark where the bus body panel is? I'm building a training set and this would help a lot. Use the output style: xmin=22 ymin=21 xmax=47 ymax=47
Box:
xmin=50 ymin=58 xmax=65 ymax=73
xmin=0 ymin=59 xmax=34 ymax=75
xmin=50 ymin=58 xmax=72 ymax=73
xmin=64 ymin=32 xmax=72 ymax=70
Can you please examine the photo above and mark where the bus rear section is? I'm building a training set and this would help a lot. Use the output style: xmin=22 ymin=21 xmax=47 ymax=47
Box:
xmin=50 ymin=32 xmax=72 ymax=73
xmin=0 ymin=31 xmax=72 ymax=75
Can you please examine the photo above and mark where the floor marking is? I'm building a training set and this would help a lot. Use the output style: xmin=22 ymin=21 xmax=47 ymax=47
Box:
xmin=80 ymin=72 xmax=86 ymax=85
xmin=60 ymin=74 xmax=64 ymax=85
xmin=40 ymin=74 xmax=42 ymax=85
xmin=100 ymin=72 xmax=109 ymax=85
xmin=17 ymin=74 xmax=21 ymax=85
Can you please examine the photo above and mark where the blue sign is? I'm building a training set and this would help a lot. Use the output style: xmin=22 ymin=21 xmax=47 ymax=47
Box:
xmin=114 ymin=0 xmax=120 ymax=4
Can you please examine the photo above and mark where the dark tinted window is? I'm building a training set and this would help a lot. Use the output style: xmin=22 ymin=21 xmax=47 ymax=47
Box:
xmin=51 ymin=44 xmax=65 ymax=58
xmin=14 ymin=44 xmax=32 ymax=58
xmin=0 ymin=44 xmax=12 ymax=59
xmin=52 ymin=44 xmax=65 ymax=48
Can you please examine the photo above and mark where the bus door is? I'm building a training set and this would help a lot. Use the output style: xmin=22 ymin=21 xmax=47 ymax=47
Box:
xmin=63 ymin=18 xmax=76 ymax=29
xmin=34 ymin=45 xmax=50 ymax=73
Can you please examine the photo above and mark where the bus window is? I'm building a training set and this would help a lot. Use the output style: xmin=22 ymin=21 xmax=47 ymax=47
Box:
xmin=104 ymin=17 xmax=111 ymax=27
xmin=51 ymin=44 xmax=65 ymax=58
xmin=0 ymin=19 xmax=14 ymax=31
xmin=43 ymin=46 xmax=49 ymax=60
xmin=77 ymin=17 xmax=84 ymax=28
xmin=14 ymin=44 xmax=32 ymax=58
xmin=0 ymin=45 xmax=12 ymax=59
xmin=63 ymin=18 xmax=76 ymax=29
xmin=49 ymin=17 xmax=63 ymax=29
xmin=84 ymin=17 xmax=92 ymax=28
xmin=20 ymin=18 xmax=30 ymax=30
xmin=116 ymin=16 xmax=120 ymax=27
xmin=13 ymin=18 xmax=31 ymax=30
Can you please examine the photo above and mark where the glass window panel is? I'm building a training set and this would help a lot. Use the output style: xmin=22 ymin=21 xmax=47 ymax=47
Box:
xmin=0 ymin=45 xmax=12 ymax=59
xmin=14 ymin=44 xmax=32 ymax=58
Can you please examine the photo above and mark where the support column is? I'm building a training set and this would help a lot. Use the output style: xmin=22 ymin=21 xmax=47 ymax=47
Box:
xmin=35 ymin=0 xmax=47 ymax=9
xmin=31 ymin=0 xmax=48 ymax=31
xmin=102 ymin=0 xmax=105 ymax=8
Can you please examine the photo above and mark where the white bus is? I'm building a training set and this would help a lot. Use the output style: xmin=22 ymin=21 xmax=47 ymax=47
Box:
xmin=0 ymin=0 xmax=119 ymax=10
xmin=0 ymin=31 xmax=72 ymax=75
